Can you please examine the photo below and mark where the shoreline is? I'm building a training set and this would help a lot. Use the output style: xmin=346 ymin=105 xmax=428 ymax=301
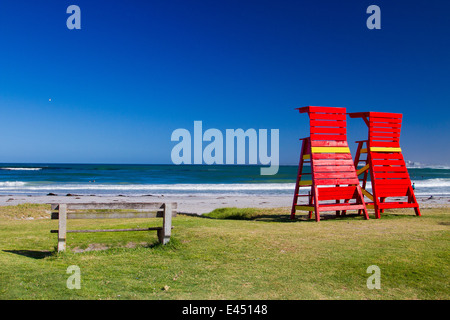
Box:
xmin=0 ymin=194 xmax=448 ymax=215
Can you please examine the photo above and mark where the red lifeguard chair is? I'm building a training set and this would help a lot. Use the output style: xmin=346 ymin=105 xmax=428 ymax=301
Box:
xmin=290 ymin=106 xmax=369 ymax=221
xmin=347 ymin=112 xmax=421 ymax=218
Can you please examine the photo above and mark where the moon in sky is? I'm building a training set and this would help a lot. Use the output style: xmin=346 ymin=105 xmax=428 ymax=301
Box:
xmin=49 ymin=98 xmax=52 ymax=102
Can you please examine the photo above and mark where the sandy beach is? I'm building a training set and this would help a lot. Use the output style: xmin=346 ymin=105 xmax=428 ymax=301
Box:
xmin=0 ymin=193 xmax=448 ymax=215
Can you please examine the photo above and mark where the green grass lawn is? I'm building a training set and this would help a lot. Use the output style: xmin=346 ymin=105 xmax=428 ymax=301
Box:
xmin=0 ymin=204 xmax=448 ymax=300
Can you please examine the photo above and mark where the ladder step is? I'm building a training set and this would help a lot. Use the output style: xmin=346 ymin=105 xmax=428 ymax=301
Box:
xmin=318 ymin=203 xmax=365 ymax=212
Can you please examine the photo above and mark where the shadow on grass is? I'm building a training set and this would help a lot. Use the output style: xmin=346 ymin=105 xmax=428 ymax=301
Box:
xmin=289 ymin=212 xmax=421 ymax=222
xmin=179 ymin=212 xmax=295 ymax=222
xmin=61 ymin=237 xmax=182 ymax=254
xmin=182 ymin=207 xmax=426 ymax=224
xmin=372 ymin=212 xmax=422 ymax=220
xmin=3 ymin=249 xmax=54 ymax=259
xmin=181 ymin=211 xmax=372 ymax=223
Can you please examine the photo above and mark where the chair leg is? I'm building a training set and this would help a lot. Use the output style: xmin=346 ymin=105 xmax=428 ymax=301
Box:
xmin=408 ymin=186 xmax=421 ymax=216
xmin=356 ymin=186 xmax=369 ymax=220
xmin=308 ymin=191 xmax=313 ymax=219
xmin=313 ymin=186 xmax=320 ymax=222
xmin=380 ymin=197 xmax=385 ymax=213
xmin=373 ymin=200 xmax=381 ymax=219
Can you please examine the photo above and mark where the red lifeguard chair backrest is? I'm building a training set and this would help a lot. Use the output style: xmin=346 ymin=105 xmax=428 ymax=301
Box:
xmin=367 ymin=112 xmax=403 ymax=150
xmin=297 ymin=106 xmax=360 ymax=186
xmin=298 ymin=106 xmax=348 ymax=146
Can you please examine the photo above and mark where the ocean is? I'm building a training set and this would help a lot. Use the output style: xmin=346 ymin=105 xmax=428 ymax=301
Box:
xmin=0 ymin=164 xmax=449 ymax=197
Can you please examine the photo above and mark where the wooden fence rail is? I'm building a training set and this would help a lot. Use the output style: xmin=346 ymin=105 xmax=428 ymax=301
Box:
xmin=50 ymin=202 xmax=177 ymax=252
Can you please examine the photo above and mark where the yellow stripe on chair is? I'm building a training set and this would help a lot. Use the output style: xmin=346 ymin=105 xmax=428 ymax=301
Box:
xmin=370 ymin=147 xmax=402 ymax=152
xmin=311 ymin=147 xmax=350 ymax=153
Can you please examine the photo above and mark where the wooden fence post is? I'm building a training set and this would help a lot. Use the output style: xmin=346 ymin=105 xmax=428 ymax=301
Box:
xmin=58 ymin=204 xmax=67 ymax=252
xmin=159 ymin=203 xmax=172 ymax=245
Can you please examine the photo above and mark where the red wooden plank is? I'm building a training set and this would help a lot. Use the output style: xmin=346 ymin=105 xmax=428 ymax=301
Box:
xmin=312 ymin=153 xmax=353 ymax=160
xmin=372 ymin=166 xmax=405 ymax=171
xmin=317 ymin=186 xmax=358 ymax=201
xmin=376 ymin=190 xmax=409 ymax=197
xmin=377 ymin=202 xmax=418 ymax=209
xmin=314 ymin=172 xmax=357 ymax=179
xmin=369 ymin=121 xmax=402 ymax=128
xmin=369 ymin=128 xmax=401 ymax=139
xmin=310 ymin=127 xmax=347 ymax=134
xmin=318 ymin=194 xmax=358 ymax=201
xmin=313 ymin=160 xmax=353 ymax=169
xmin=314 ymin=165 xmax=356 ymax=172
xmin=370 ymin=138 xmax=400 ymax=143
xmin=313 ymin=159 xmax=355 ymax=166
xmin=370 ymin=117 xmax=403 ymax=124
xmin=370 ymin=140 xmax=400 ymax=145
xmin=371 ymin=153 xmax=404 ymax=160
xmin=310 ymin=120 xmax=346 ymax=128
xmin=318 ymin=186 xmax=357 ymax=193
xmin=306 ymin=106 xmax=347 ymax=113
xmin=375 ymin=185 xmax=409 ymax=192
xmin=370 ymin=132 xmax=401 ymax=138
xmin=373 ymin=172 xmax=410 ymax=179
xmin=370 ymin=131 xmax=402 ymax=137
xmin=374 ymin=180 xmax=411 ymax=187
xmin=310 ymin=134 xmax=348 ymax=141
xmin=370 ymin=125 xmax=401 ymax=130
xmin=367 ymin=112 xmax=403 ymax=119
xmin=373 ymin=166 xmax=408 ymax=172
xmin=314 ymin=178 xmax=360 ymax=185
xmin=369 ymin=127 xmax=402 ymax=133
xmin=371 ymin=121 xmax=403 ymax=128
xmin=310 ymin=140 xmax=349 ymax=147
xmin=309 ymin=113 xmax=347 ymax=120
xmin=318 ymin=204 xmax=365 ymax=212
xmin=375 ymin=179 xmax=410 ymax=186
xmin=349 ymin=112 xmax=402 ymax=119
xmin=372 ymin=159 xmax=405 ymax=166
xmin=370 ymin=141 xmax=401 ymax=148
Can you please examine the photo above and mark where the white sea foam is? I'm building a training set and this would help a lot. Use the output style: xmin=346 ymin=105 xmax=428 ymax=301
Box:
xmin=1 ymin=180 xmax=449 ymax=191
xmin=0 ymin=180 xmax=449 ymax=196
xmin=1 ymin=167 xmax=43 ymax=171
xmin=405 ymin=161 xmax=450 ymax=169
xmin=0 ymin=183 xmax=295 ymax=191
xmin=0 ymin=181 xmax=27 ymax=187
xmin=413 ymin=178 xmax=450 ymax=187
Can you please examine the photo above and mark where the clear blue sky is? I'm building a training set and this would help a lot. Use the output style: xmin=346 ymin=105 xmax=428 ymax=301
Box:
xmin=0 ymin=0 xmax=449 ymax=165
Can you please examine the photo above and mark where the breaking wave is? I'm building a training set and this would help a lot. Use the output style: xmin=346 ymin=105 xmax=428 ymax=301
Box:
xmin=1 ymin=167 xmax=43 ymax=171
